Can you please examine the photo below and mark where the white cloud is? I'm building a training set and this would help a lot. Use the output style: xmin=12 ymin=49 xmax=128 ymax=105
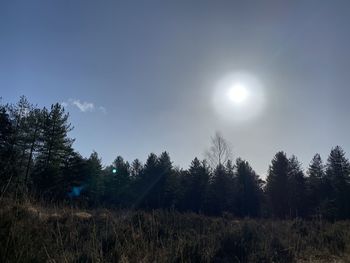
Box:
xmin=72 ymin=100 xmax=95 ymax=112
xmin=61 ymin=99 xmax=107 ymax=114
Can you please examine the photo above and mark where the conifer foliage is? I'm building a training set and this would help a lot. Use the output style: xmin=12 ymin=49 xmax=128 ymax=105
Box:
xmin=1 ymin=97 xmax=350 ymax=219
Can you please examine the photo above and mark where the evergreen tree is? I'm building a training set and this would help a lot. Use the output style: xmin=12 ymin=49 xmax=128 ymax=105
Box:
xmin=62 ymin=151 xmax=88 ymax=200
xmin=266 ymin=152 xmax=289 ymax=218
xmin=158 ymin=152 xmax=176 ymax=209
xmin=5 ymin=97 xmax=33 ymax=187
xmin=186 ymin=157 xmax=210 ymax=213
xmin=0 ymin=97 xmax=43 ymax=193
xmin=0 ymin=104 xmax=14 ymax=192
xmin=24 ymin=108 xmax=44 ymax=185
xmin=128 ymin=158 xmax=143 ymax=206
xmin=130 ymin=158 xmax=143 ymax=179
xmin=85 ymin=151 xmax=103 ymax=206
xmin=104 ymin=156 xmax=131 ymax=207
xmin=176 ymin=168 xmax=191 ymax=212
xmin=207 ymin=163 xmax=233 ymax=215
xmin=137 ymin=153 xmax=159 ymax=209
xmin=235 ymin=158 xmax=262 ymax=217
xmin=307 ymin=154 xmax=325 ymax=216
xmin=287 ymin=155 xmax=306 ymax=218
xmin=134 ymin=152 xmax=176 ymax=209
xmin=325 ymin=146 xmax=350 ymax=219
xmin=225 ymin=159 xmax=239 ymax=214
xmin=32 ymin=103 xmax=74 ymax=198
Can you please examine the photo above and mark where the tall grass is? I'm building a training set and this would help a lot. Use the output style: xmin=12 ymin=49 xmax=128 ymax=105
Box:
xmin=1 ymin=198 xmax=349 ymax=262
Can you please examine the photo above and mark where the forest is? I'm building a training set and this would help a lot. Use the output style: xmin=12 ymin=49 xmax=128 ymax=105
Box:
xmin=1 ymin=96 xmax=350 ymax=220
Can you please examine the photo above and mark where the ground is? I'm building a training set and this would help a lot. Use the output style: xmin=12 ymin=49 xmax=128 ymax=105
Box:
xmin=1 ymin=199 xmax=350 ymax=263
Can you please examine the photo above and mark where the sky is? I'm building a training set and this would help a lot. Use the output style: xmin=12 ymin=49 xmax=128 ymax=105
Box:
xmin=1 ymin=0 xmax=350 ymax=177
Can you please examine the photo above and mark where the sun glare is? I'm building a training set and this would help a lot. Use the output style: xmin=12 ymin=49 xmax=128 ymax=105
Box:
xmin=228 ymin=84 xmax=248 ymax=104
xmin=212 ymin=72 xmax=265 ymax=122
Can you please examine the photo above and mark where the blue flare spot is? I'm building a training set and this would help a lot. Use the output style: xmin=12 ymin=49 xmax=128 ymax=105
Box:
xmin=68 ymin=185 xmax=84 ymax=198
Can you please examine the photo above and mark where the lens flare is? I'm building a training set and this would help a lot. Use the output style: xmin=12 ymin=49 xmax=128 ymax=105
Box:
xmin=213 ymin=72 xmax=265 ymax=122
xmin=68 ymin=185 xmax=84 ymax=198
xmin=228 ymin=84 xmax=249 ymax=104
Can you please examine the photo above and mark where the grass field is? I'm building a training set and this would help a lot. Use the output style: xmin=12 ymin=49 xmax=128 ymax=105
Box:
xmin=1 ymin=199 xmax=350 ymax=263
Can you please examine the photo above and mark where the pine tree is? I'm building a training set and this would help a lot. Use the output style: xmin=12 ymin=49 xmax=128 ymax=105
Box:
xmin=85 ymin=151 xmax=103 ymax=206
xmin=266 ymin=152 xmax=289 ymax=218
xmin=287 ymin=155 xmax=306 ymax=218
xmin=62 ymin=151 xmax=87 ymax=200
xmin=158 ymin=152 xmax=176 ymax=209
xmin=0 ymin=96 xmax=43 ymax=194
xmin=134 ymin=152 xmax=176 ymax=209
xmin=0 ymin=104 xmax=14 ymax=191
xmin=24 ymin=108 xmax=44 ymax=185
xmin=103 ymin=156 xmax=131 ymax=207
xmin=186 ymin=157 xmax=210 ymax=212
xmin=307 ymin=154 xmax=325 ymax=216
xmin=208 ymin=163 xmax=233 ymax=215
xmin=130 ymin=159 xmax=143 ymax=179
xmin=325 ymin=146 xmax=350 ymax=219
xmin=5 ymin=97 xmax=33 ymax=186
xmin=235 ymin=158 xmax=262 ymax=217
xmin=33 ymin=103 xmax=74 ymax=198
xmin=138 ymin=153 xmax=159 ymax=209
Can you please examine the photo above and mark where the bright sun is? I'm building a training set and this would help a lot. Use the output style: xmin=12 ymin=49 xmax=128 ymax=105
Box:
xmin=213 ymin=72 xmax=265 ymax=121
xmin=228 ymin=84 xmax=249 ymax=104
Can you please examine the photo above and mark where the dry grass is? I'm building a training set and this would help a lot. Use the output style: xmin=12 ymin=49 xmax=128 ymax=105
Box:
xmin=1 ymin=198 xmax=350 ymax=263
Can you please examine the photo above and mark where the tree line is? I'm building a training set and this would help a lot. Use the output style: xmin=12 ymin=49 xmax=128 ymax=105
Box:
xmin=1 ymin=97 xmax=350 ymax=220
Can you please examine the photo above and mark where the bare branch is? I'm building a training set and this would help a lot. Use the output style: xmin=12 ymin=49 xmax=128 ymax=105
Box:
xmin=205 ymin=132 xmax=232 ymax=168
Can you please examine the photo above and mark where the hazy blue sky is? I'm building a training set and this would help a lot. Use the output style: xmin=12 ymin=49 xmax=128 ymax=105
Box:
xmin=1 ymin=0 xmax=350 ymax=176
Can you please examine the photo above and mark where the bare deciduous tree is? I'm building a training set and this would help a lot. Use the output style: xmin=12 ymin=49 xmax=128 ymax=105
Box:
xmin=205 ymin=132 xmax=232 ymax=168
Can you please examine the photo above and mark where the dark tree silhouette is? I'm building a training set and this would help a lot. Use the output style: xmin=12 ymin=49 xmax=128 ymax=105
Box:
xmin=206 ymin=132 xmax=232 ymax=168
xmin=235 ymin=158 xmax=262 ymax=217
xmin=85 ymin=151 xmax=103 ymax=206
xmin=0 ymin=104 xmax=13 ymax=193
xmin=287 ymin=155 xmax=306 ymax=218
xmin=185 ymin=157 xmax=210 ymax=213
xmin=325 ymin=146 xmax=350 ymax=219
xmin=32 ymin=103 xmax=74 ymax=198
xmin=24 ymin=108 xmax=43 ymax=185
xmin=105 ymin=156 xmax=131 ymax=206
xmin=5 ymin=97 xmax=33 ymax=188
xmin=130 ymin=158 xmax=143 ymax=179
xmin=157 ymin=152 xmax=177 ymax=209
xmin=307 ymin=154 xmax=325 ymax=217
xmin=138 ymin=153 xmax=160 ymax=209
xmin=207 ymin=163 xmax=234 ymax=215
xmin=266 ymin=152 xmax=289 ymax=218
xmin=2 ymin=96 xmax=350 ymax=220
